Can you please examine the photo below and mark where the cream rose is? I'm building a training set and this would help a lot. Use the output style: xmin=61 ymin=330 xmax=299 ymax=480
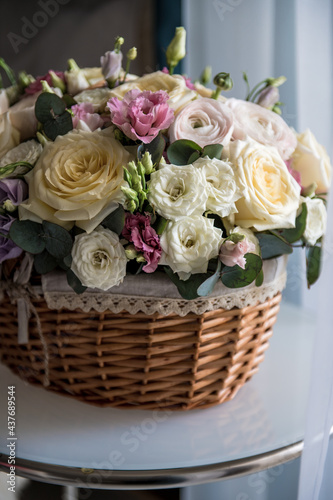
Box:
xmin=71 ymin=226 xmax=127 ymax=290
xmin=300 ymin=196 xmax=327 ymax=246
xmin=160 ymin=215 xmax=222 ymax=279
xmin=169 ymin=97 xmax=234 ymax=147
xmin=291 ymin=129 xmax=331 ymax=193
xmin=193 ymin=156 xmax=242 ymax=217
xmin=65 ymin=67 xmax=104 ymax=96
xmin=7 ymin=94 xmax=38 ymax=141
xmin=226 ymin=139 xmax=301 ymax=230
xmin=108 ymin=71 xmax=197 ymax=114
xmin=226 ymin=98 xmax=297 ymax=160
xmin=0 ymin=89 xmax=9 ymax=115
xmin=0 ymin=113 xmax=20 ymax=159
xmin=74 ymin=88 xmax=113 ymax=113
xmin=19 ymin=128 xmax=132 ymax=233
xmin=148 ymin=163 xmax=208 ymax=220
xmin=0 ymin=140 xmax=42 ymax=168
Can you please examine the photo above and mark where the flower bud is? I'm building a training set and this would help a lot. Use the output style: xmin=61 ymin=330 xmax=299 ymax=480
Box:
xmin=200 ymin=66 xmax=212 ymax=85
xmin=18 ymin=71 xmax=35 ymax=89
xmin=213 ymin=72 xmax=233 ymax=91
xmin=141 ymin=151 xmax=154 ymax=174
xmin=125 ymin=244 xmax=138 ymax=260
xmin=101 ymin=50 xmax=122 ymax=82
xmin=136 ymin=254 xmax=146 ymax=263
xmin=49 ymin=70 xmax=66 ymax=93
xmin=127 ymin=47 xmax=137 ymax=61
xmin=41 ymin=80 xmax=55 ymax=93
xmin=114 ymin=36 xmax=125 ymax=53
xmin=3 ymin=200 xmax=15 ymax=212
xmin=166 ymin=27 xmax=186 ymax=73
xmin=67 ymin=58 xmax=80 ymax=71
xmin=302 ymin=182 xmax=318 ymax=198
xmin=257 ymin=85 xmax=279 ymax=109
xmin=36 ymin=131 xmax=51 ymax=146
xmin=266 ymin=76 xmax=286 ymax=87
xmin=121 ymin=186 xmax=139 ymax=202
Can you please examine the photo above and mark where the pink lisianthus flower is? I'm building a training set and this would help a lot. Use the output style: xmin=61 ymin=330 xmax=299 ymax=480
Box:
xmin=71 ymin=103 xmax=104 ymax=132
xmin=25 ymin=71 xmax=65 ymax=95
xmin=219 ymin=238 xmax=256 ymax=270
xmin=122 ymin=213 xmax=162 ymax=273
xmin=108 ymin=89 xmax=174 ymax=143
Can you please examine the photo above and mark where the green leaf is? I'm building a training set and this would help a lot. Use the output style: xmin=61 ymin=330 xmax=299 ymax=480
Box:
xmin=137 ymin=134 xmax=166 ymax=166
xmin=221 ymin=253 xmax=262 ymax=288
xmin=164 ymin=266 xmax=209 ymax=300
xmin=280 ymin=203 xmax=307 ymax=243
xmin=255 ymin=268 xmax=264 ymax=287
xmin=0 ymin=161 xmax=33 ymax=179
xmin=62 ymin=254 xmax=73 ymax=269
xmin=202 ymin=144 xmax=223 ymax=160
xmin=35 ymin=92 xmax=73 ymax=141
xmin=66 ymin=269 xmax=87 ymax=294
xmin=34 ymin=250 xmax=58 ymax=274
xmin=188 ymin=151 xmax=201 ymax=164
xmin=9 ymin=220 xmax=45 ymax=254
xmin=257 ymin=233 xmax=293 ymax=259
xmin=197 ymin=261 xmax=222 ymax=297
xmin=306 ymin=246 xmax=322 ymax=287
xmin=153 ymin=216 xmax=168 ymax=235
xmin=167 ymin=139 xmax=202 ymax=166
xmin=42 ymin=221 xmax=73 ymax=259
xmin=101 ymin=206 xmax=126 ymax=235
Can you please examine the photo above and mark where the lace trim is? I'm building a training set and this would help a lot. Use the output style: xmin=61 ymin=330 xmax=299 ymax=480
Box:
xmin=43 ymin=271 xmax=287 ymax=317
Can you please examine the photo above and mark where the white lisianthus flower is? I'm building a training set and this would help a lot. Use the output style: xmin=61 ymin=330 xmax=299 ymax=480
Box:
xmin=169 ymin=98 xmax=234 ymax=148
xmin=193 ymin=156 xmax=242 ymax=217
xmin=0 ymin=140 xmax=43 ymax=168
xmin=71 ymin=227 xmax=127 ymax=291
xmin=65 ymin=67 xmax=104 ymax=96
xmin=74 ymin=88 xmax=114 ymax=113
xmin=160 ymin=215 xmax=223 ymax=279
xmin=300 ymin=196 xmax=327 ymax=246
xmin=0 ymin=113 xmax=20 ymax=159
xmin=226 ymin=98 xmax=297 ymax=160
xmin=226 ymin=139 xmax=301 ymax=231
xmin=148 ymin=163 xmax=208 ymax=220
xmin=291 ymin=129 xmax=332 ymax=194
xmin=108 ymin=71 xmax=197 ymax=114
xmin=19 ymin=128 xmax=133 ymax=233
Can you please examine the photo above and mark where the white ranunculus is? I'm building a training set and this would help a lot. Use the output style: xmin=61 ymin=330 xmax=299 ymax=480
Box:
xmin=226 ymin=139 xmax=301 ymax=230
xmin=160 ymin=215 xmax=223 ymax=279
xmin=74 ymin=87 xmax=114 ymax=113
xmin=71 ymin=226 xmax=127 ymax=290
xmin=169 ymin=97 xmax=234 ymax=148
xmin=226 ymin=98 xmax=297 ymax=160
xmin=0 ymin=113 xmax=20 ymax=159
xmin=7 ymin=93 xmax=39 ymax=141
xmin=65 ymin=67 xmax=104 ymax=96
xmin=148 ymin=163 xmax=208 ymax=220
xmin=300 ymin=196 xmax=327 ymax=246
xmin=0 ymin=140 xmax=43 ymax=168
xmin=193 ymin=156 xmax=242 ymax=217
xmin=108 ymin=71 xmax=197 ymax=114
xmin=19 ymin=128 xmax=133 ymax=233
xmin=291 ymin=129 xmax=331 ymax=194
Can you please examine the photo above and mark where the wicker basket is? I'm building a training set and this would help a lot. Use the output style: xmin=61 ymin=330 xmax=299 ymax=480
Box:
xmin=0 ymin=277 xmax=282 ymax=410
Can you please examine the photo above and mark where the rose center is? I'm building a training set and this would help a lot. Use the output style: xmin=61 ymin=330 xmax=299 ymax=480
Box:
xmin=92 ymin=250 xmax=109 ymax=268
xmin=184 ymin=236 xmax=195 ymax=248
xmin=168 ymin=179 xmax=185 ymax=200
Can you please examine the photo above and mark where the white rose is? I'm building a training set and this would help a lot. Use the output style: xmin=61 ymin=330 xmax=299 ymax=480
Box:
xmin=160 ymin=215 xmax=222 ymax=279
xmin=7 ymin=94 xmax=38 ymax=141
xmin=291 ymin=129 xmax=331 ymax=193
xmin=148 ymin=163 xmax=208 ymax=220
xmin=65 ymin=67 xmax=104 ymax=96
xmin=168 ymin=97 xmax=234 ymax=148
xmin=226 ymin=98 xmax=297 ymax=160
xmin=71 ymin=226 xmax=127 ymax=290
xmin=0 ymin=113 xmax=20 ymax=159
xmin=227 ymin=139 xmax=301 ymax=230
xmin=300 ymin=196 xmax=327 ymax=246
xmin=193 ymin=156 xmax=242 ymax=217
xmin=0 ymin=140 xmax=43 ymax=168
xmin=74 ymin=88 xmax=113 ymax=113
xmin=19 ymin=128 xmax=133 ymax=233
xmin=108 ymin=71 xmax=197 ymax=114
xmin=0 ymin=89 xmax=9 ymax=115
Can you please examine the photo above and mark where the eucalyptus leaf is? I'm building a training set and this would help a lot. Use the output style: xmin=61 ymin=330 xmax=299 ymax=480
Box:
xmin=280 ymin=203 xmax=307 ymax=243
xmin=35 ymin=92 xmax=73 ymax=141
xmin=42 ymin=221 xmax=73 ymax=259
xmin=221 ymin=253 xmax=262 ymax=288
xmin=306 ymin=246 xmax=322 ymax=287
xmin=187 ymin=151 xmax=201 ymax=164
xmin=202 ymin=144 xmax=223 ymax=160
xmin=34 ymin=250 xmax=58 ymax=274
xmin=257 ymin=233 xmax=293 ymax=259
xmin=137 ymin=134 xmax=166 ymax=166
xmin=66 ymin=269 xmax=87 ymax=294
xmin=9 ymin=220 xmax=45 ymax=254
xmin=167 ymin=139 xmax=202 ymax=166
xmin=0 ymin=161 xmax=33 ymax=179
xmin=255 ymin=268 xmax=264 ymax=287
xmin=164 ymin=266 xmax=209 ymax=300
xmin=101 ymin=206 xmax=126 ymax=235
xmin=197 ymin=261 xmax=222 ymax=297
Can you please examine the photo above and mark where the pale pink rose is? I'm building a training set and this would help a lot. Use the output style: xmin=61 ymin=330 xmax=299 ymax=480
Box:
xmin=72 ymin=103 xmax=104 ymax=132
xmin=219 ymin=238 xmax=256 ymax=269
xmin=107 ymin=89 xmax=174 ymax=144
xmin=169 ymin=97 xmax=234 ymax=148
xmin=226 ymin=98 xmax=297 ymax=160
xmin=7 ymin=94 xmax=39 ymax=141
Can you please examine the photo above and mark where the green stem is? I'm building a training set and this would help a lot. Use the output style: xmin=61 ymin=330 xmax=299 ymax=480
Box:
xmin=245 ymin=79 xmax=267 ymax=102
xmin=123 ymin=59 xmax=131 ymax=83
xmin=211 ymin=88 xmax=221 ymax=100
xmin=0 ymin=58 xmax=16 ymax=87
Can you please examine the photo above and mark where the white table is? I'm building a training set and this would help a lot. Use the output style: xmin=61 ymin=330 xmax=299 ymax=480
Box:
xmin=0 ymin=302 xmax=318 ymax=490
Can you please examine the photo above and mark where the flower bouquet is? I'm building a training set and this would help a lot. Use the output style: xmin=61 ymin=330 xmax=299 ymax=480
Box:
xmin=0 ymin=28 xmax=330 ymax=410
